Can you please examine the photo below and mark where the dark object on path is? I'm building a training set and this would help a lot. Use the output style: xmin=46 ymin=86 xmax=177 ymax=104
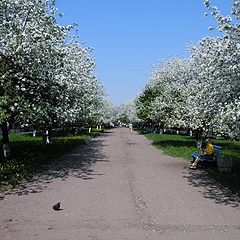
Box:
xmin=52 ymin=202 xmax=61 ymax=211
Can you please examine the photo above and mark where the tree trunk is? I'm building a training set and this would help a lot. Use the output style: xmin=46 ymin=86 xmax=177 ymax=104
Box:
xmin=1 ymin=121 xmax=10 ymax=158
xmin=32 ymin=130 xmax=36 ymax=137
xmin=189 ymin=129 xmax=193 ymax=136
xmin=43 ymin=129 xmax=51 ymax=144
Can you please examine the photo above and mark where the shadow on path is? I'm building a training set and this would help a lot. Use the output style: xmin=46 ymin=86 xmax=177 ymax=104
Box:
xmin=183 ymin=168 xmax=240 ymax=208
xmin=4 ymin=137 xmax=109 ymax=198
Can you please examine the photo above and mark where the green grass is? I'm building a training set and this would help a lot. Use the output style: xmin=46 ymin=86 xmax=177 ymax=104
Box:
xmin=0 ymin=130 xmax=102 ymax=191
xmin=145 ymin=133 xmax=240 ymax=195
xmin=145 ymin=133 xmax=195 ymax=160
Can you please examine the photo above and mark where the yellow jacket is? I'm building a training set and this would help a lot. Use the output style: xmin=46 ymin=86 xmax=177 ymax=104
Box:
xmin=205 ymin=143 xmax=214 ymax=155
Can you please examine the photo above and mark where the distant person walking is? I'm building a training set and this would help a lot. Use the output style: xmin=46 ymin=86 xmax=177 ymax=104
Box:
xmin=129 ymin=123 xmax=133 ymax=133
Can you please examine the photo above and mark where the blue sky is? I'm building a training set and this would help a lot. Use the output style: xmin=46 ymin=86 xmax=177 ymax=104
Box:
xmin=56 ymin=0 xmax=232 ymax=105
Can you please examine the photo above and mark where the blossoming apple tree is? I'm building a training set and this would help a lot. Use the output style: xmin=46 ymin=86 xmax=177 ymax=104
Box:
xmin=0 ymin=0 xmax=106 ymax=156
xmin=135 ymin=0 xmax=240 ymax=139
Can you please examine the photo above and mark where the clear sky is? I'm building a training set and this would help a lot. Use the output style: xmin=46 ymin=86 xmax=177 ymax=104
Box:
xmin=56 ymin=0 xmax=232 ymax=105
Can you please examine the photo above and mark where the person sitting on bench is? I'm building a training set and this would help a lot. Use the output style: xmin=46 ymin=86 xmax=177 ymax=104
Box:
xmin=189 ymin=138 xmax=214 ymax=169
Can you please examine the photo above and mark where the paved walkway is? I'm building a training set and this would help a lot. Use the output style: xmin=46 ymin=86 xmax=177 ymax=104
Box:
xmin=0 ymin=127 xmax=240 ymax=239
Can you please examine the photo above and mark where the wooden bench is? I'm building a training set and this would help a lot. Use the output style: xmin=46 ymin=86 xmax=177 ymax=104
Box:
xmin=191 ymin=145 xmax=222 ymax=165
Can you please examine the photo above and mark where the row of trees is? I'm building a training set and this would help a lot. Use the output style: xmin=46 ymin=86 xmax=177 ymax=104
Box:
xmin=100 ymin=100 xmax=138 ymax=126
xmin=0 ymin=0 xmax=107 ymax=157
xmin=135 ymin=0 xmax=240 ymax=139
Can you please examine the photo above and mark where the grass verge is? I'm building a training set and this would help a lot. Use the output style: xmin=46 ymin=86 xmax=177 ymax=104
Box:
xmin=0 ymin=129 xmax=103 ymax=191
xmin=145 ymin=133 xmax=240 ymax=196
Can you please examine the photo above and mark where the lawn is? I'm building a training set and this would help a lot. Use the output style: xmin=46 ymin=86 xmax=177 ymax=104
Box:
xmin=145 ymin=133 xmax=240 ymax=195
xmin=0 ymin=129 xmax=103 ymax=191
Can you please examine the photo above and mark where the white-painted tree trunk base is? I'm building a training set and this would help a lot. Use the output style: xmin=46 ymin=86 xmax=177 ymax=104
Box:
xmin=3 ymin=144 xmax=11 ymax=158
xmin=43 ymin=130 xmax=50 ymax=144
xmin=33 ymin=130 xmax=36 ymax=137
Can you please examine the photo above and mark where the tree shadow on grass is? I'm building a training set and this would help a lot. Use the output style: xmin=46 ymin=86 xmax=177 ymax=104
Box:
xmin=183 ymin=167 xmax=240 ymax=208
xmin=152 ymin=139 xmax=195 ymax=148
xmin=3 ymin=136 xmax=109 ymax=198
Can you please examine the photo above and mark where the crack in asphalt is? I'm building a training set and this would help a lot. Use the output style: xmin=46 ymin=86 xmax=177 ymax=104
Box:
xmin=122 ymin=140 xmax=164 ymax=233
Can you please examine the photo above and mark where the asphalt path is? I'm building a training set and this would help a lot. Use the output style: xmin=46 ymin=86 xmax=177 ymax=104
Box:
xmin=0 ymin=127 xmax=240 ymax=239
